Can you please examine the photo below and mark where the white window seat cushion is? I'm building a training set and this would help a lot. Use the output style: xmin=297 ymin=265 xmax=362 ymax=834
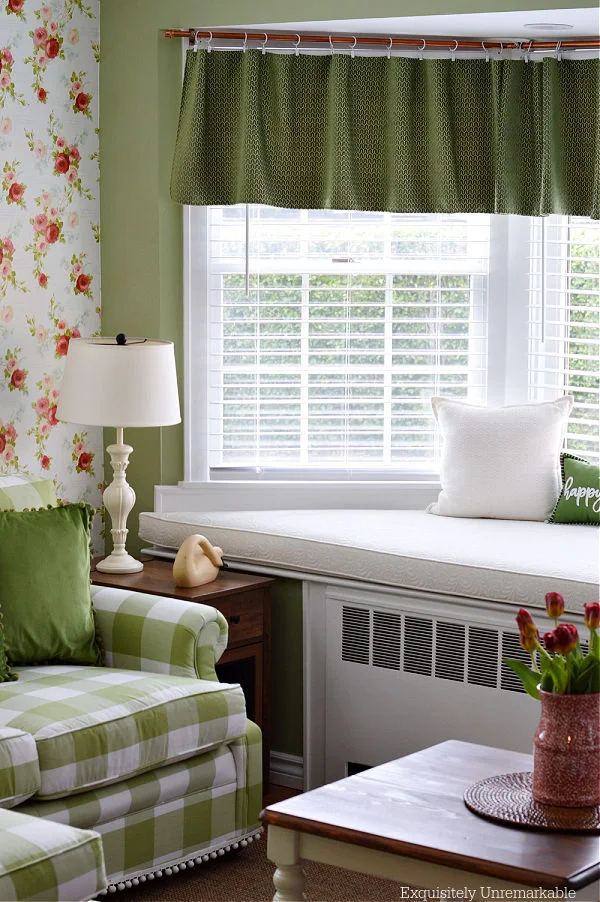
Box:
xmin=139 ymin=510 xmax=599 ymax=610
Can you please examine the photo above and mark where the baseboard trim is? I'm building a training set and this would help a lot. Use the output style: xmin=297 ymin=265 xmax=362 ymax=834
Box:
xmin=270 ymin=751 xmax=304 ymax=790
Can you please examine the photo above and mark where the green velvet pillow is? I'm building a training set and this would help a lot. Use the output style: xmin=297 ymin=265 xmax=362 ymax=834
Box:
xmin=0 ymin=474 xmax=58 ymax=511
xmin=549 ymin=454 xmax=600 ymax=526
xmin=0 ymin=503 xmax=103 ymax=666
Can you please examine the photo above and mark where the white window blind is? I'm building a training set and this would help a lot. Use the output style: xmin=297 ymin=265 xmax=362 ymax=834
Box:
xmin=529 ymin=217 xmax=600 ymax=462
xmin=206 ymin=207 xmax=490 ymax=474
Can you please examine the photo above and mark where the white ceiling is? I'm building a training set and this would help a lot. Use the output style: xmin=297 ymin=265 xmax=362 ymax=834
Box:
xmin=240 ymin=8 xmax=599 ymax=40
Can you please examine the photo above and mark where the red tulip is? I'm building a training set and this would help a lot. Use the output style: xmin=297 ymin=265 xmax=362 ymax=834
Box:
xmin=584 ymin=602 xmax=600 ymax=632
xmin=543 ymin=623 xmax=578 ymax=656
xmin=545 ymin=592 xmax=565 ymax=621
xmin=519 ymin=628 xmax=540 ymax=654
xmin=516 ymin=608 xmax=537 ymax=638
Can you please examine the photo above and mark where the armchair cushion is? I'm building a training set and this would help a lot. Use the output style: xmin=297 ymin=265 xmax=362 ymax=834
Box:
xmin=0 ymin=665 xmax=246 ymax=799
xmin=0 ymin=806 xmax=106 ymax=902
xmin=91 ymin=586 xmax=228 ymax=680
xmin=0 ymin=728 xmax=40 ymax=809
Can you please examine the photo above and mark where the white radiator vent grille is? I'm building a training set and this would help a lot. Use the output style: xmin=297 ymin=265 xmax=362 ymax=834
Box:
xmin=373 ymin=610 xmax=402 ymax=670
xmin=341 ymin=606 xmax=370 ymax=665
xmin=340 ymin=604 xmax=527 ymax=693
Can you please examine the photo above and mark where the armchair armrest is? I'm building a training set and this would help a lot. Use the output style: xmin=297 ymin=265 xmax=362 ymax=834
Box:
xmin=91 ymin=585 xmax=228 ymax=680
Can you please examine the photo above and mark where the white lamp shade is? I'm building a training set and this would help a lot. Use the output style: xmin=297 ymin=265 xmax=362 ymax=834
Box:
xmin=57 ymin=337 xmax=181 ymax=428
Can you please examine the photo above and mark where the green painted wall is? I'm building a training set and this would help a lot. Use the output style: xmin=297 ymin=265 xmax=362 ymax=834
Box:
xmin=99 ymin=0 xmax=595 ymax=757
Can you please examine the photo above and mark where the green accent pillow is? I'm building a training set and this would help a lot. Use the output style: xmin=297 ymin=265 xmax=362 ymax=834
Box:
xmin=0 ymin=503 xmax=103 ymax=666
xmin=0 ymin=474 xmax=58 ymax=511
xmin=549 ymin=454 xmax=600 ymax=526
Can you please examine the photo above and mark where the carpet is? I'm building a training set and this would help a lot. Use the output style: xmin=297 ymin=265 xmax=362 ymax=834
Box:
xmin=117 ymin=831 xmax=405 ymax=901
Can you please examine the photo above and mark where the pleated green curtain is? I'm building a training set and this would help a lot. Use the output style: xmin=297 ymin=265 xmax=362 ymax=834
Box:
xmin=170 ymin=50 xmax=600 ymax=218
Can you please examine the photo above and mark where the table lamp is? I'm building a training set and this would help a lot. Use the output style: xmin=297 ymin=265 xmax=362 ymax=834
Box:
xmin=57 ymin=335 xmax=181 ymax=574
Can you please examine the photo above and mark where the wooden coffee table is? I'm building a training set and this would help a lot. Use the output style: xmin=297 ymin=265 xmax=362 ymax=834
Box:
xmin=261 ymin=740 xmax=600 ymax=901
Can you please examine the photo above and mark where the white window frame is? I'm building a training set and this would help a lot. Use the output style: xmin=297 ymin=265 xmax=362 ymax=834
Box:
xmin=170 ymin=208 xmax=592 ymax=513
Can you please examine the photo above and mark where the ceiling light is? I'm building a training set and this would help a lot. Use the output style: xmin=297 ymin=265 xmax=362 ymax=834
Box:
xmin=523 ymin=23 xmax=574 ymax=31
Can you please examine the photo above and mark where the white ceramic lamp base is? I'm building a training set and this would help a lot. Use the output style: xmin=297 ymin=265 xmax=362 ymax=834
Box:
xmin=96 ymin=434 xmax=143 ymax=574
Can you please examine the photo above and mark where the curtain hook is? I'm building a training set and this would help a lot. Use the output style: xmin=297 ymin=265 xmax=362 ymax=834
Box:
xmin=350 ymin=35 xmax=357 ymax=59
xmin=419 ymin=39 xmax=426 ymax=61
xmin=555 ymin=40 xmax=563 ymax=61
xmin=497 ymin=40 xmax=504 ymax=60
xmin=189 ymin=28 xmax=198 ymax=52
xmin=329 ymin=34 xmax=335 ymax=55
xmin=482 ymin=40 xmax=490 ymax=63
xmin=386 ymin=37 xmax=393 ymax=60
xmin=206 ymin=31 xmax=212 ymax=54
xmin=243 ymin=32 xmax=248 ymax=52
xmin=294 ymin=33 xmax=301 ymax=56
xmin=260 ymin=32 xmax=268 ymax=55
xmin=451 ymin=39 xmax=458 ymax=62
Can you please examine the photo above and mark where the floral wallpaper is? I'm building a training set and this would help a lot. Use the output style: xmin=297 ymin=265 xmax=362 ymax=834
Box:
xmin=0 ymin=0 xmax=102 ymax=544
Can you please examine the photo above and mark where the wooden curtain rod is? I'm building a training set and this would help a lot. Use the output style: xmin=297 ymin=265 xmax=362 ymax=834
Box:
xmin=163 ymin=29 xmax=600 ymax=51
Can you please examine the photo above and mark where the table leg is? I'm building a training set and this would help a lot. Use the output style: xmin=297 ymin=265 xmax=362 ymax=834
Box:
xmin=267 ymin=825 xmax=306 ymax=902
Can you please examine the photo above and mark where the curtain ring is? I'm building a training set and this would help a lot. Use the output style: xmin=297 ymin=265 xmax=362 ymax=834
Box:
xmin=555 ymin=40 xmax=563 ymax=61
xmin=294 ymin=33 xmax=301 ymax=56
xmin=419 ymin=39 xmax=426 ymax=61
xmin=497 ymin=41 xmax=504 ymax=59
xmin=260 ymin=33 xmax=268 ymax=55
xmin=386 ymin=37 xmax=393 ymax=60
xmin=349 ymin=35 xmax=357 ymax=59
xmin=329 ymin=34 xmax=335 ymax=55
xmin=242 ymin=32 xmax=248 ymax=52
xmin=206 ymin=31 xmax=212 ymax=54
xmin=482 ymin=40 xmax=490 ymax=63
xmin=451 ymin=39 xmax=458 ymax=62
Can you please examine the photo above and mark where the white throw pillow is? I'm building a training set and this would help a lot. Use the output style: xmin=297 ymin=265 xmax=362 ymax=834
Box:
xmin=428 ymin=396 xmax=573 ymax=521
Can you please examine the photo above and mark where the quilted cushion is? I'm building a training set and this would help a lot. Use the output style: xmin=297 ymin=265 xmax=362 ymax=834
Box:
xmin=0 ymin=728 xmax=40 ymax=809
xmin=0 ymin=665 xmax=246 ymax=799
xmin=0 ymin=806 xmax=105 ymax=901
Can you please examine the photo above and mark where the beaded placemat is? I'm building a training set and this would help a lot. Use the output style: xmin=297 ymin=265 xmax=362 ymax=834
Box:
xmin=464 ymin=771 xmax=600 ymax=833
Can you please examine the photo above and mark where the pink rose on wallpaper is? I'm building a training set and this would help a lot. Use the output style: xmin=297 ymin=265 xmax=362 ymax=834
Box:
xmin=45 ymin=38 xmax=59 ymax=59
xmin=50 ymin=388 xmax=58 ymax=400
xmin=40 ymin=4 xmax=51 ymax=19
xmin=75 ymin=92 xmax=89 ymax=112
xmin=0 ymin=247 xmax=3 ymax=265
xmin=36 ymin=238 xmax=47 ymax=253
xmin=40 ymin=421 xmax=50 ymax=436
xmin=38 ymin=273 xmax=47 ymax=287
xmin=34 ymin=213 xmax=47 ymax=232
xmin=7 ymin=0 xmax=23 ymax=13
xmin=71 ymin=327 xmax=80 ymax=338
xmin=1 ymin=305 xmax=13 ymax=323
xmin=6 ymin=357 xmax=16 ymax=373
xmin=8 ymin=182 xmax=23 ymax=202
xmin=2 ymin=447 xmax=14 ymax=464
xmin=56 ymin=137 xmax=65 ymax=148
xmin=67 ymin=212 xmax=79 ymax=229
xmin=0 ymin=434 xmax=5 ymax=453
xmin=75 ymin=273 xmax=90 ymax=293
xmin=71 ymin=81 xmax=82 ymax=94
xmin=57 ymin=319 xmax=67 ymax=330
xmin=77 ymin=452 xmax=92 ymax=471
xmin=10 ymin=368 xmax=25 ymax=389
xmin=3 ymin=238 xmax=13 ymax=254
xmin=34 ymin=28 xmax=48 ymax=47
xmin=47 ymin=405 xmax=58 ymax=426
xmin=40 ymin=455 xmax=50 ymax=469
xmin=49 ymin=22 xmax=58 ymax=34
xmin=37 ymin=88 xmax=47 ymax=103
xmin=74 ymin=440 xmax=83 ymax=452
xmin=55 ymin=335 xmax=69 ymax=356
xmin=1 ymin=260 xmax=12 ymax=277
xmin=66 ymin=167 xmax=77 ymax=184
xmin=70 ymin=146 xmax=81 ymax=163
xmin=2 ymin=49 xmax=14 ymax=67
xmin=35 ymin=397 xmax=49 ymax=415
xmin=72 ymin=262 xmax=82 ymax=274
xmin=45 ymin=222 xmax=59 ymax=243
xmin=6 ymin=424 xmax=15 ymax=440
xmin=35 ymin=324 xmax=47 ymax=342
xmin=0 ymin=73 xmax=10 ymax=89
xmin=54 ymin=153 xmax=69 ymax=174
xmin=0 ymin=117 xmax=11 ymax=135
xmin=68 ymin=29 xmax=79 ymax=46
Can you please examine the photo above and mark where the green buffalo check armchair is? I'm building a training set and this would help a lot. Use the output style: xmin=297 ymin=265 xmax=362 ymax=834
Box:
xmin=0 ymin=586 xmax=263 ymax=900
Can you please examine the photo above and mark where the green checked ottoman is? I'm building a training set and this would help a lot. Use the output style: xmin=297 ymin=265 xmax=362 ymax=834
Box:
xmin=0 ymin=587 xmax=263 ymax=894
xmin=0 ymin=806 xmax=106 ymax=901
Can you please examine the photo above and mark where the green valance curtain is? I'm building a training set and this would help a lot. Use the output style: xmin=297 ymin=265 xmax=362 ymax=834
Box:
xmin=170 ymin=50 xmax=600 ymax=218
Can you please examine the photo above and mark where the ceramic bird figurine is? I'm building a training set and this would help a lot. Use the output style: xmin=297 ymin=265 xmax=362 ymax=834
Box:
xmin=172 ymin=534 xmax=224 ymax=588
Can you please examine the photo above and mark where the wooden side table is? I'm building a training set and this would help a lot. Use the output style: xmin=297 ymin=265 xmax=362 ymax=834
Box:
xmin=91 ymin=558 xmax=274 ymax=786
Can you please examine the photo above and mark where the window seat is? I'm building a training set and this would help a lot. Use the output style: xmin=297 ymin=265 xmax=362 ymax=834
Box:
xmin=139 ymin=509 xmax=598 ymax=609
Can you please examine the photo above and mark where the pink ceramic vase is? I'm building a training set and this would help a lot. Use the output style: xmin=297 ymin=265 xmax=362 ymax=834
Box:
xmin=532 ymin=690 xmax=600 ymax=807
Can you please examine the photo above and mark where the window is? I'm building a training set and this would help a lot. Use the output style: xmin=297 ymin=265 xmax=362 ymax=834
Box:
xmin=186 ymin=208 xmax=599 ymax=482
